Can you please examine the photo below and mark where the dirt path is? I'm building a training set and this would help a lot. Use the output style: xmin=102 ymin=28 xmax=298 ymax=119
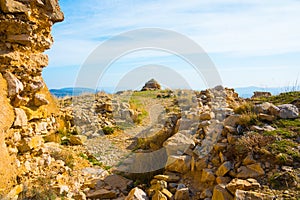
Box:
xmin=85 ymin=96 xmax=171 ymax=168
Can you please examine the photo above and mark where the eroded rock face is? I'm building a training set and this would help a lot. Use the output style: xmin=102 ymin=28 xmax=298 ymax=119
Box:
xmin=0 ymin=0 xmax=63 ymax=110
xmin=0 ymin=0 xmax=63 ymax=195
xmin=0 ymin=73 xmax=16 ymax=194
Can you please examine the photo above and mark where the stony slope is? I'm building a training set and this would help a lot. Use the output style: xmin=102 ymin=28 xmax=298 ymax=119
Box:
xmin=55 ymin=88 xmax=299 ymax=200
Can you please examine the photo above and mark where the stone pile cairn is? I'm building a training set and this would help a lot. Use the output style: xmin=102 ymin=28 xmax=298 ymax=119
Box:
xmin=141 ymin=79 xmax=161 ymax=91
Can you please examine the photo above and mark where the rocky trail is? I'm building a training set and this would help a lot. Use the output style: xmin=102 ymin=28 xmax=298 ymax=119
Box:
xmin=80 ymin=91 xmax=175 ymax=168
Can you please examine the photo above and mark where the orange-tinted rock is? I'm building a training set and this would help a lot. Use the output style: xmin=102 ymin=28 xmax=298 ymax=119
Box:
xmin=0 ymin=73 xmax=16 ymax=195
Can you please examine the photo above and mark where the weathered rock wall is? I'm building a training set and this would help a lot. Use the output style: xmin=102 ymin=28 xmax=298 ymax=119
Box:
xmin=0 ymin=0 xmax=63 ymax=194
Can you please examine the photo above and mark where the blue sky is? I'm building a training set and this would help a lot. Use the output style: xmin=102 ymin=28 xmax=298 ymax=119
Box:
xmin=44 ymin=0 xmax=300 ymax=91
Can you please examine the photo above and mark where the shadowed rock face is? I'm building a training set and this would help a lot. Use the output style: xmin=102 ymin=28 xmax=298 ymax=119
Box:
xmin=0 ymin=0 xmax=63 ymax=194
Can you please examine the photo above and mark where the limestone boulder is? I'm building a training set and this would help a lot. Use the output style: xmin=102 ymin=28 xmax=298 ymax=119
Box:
xmin=235 ymin=190 xmax=274 ymax=200
xmin=161 ymin=188 xmax=173 ymax=199
xmin=163 ymin=132 xmax=195 ymax=156
xmin=174 ymin=188 xmax=189 ymax=200
xmin=237 ymin=163 xmax=265 ymax=178
xmin=216 ymin=161 xmax=233 ymax=177
xmin=148 ymin=180 xmax=167 ymax=195
xmin=0 ymin=0 xmax=29 ymax=13
xmin=86 ymin=188 xmax=117 ymax=199
xmin=258 ymin=113 xmax=276 ymax=121
xmin=125 ymin=187 xmax=148 ymax=200
xmin=44 ymin=0 xmax=64 ymax=22
xmin=152 ymin=190 xmax=167 ymax=200
xmin=166 ymin=155 xmax=191 ymax=173
xmin=226 ymin=178 xmax=260 ymax=195
xmin=224 ymin=115 xmax=240 ymax=127
xmin=69 ymin=135 xmax=87 ymax=145
xmin=3 ymin=72 xmax=23 ymax=97
xmin=13 ymin=108 xmax=28 ymax=127
xmin=34 ymin=93 xmax=49 ymax=106
xmin=104 ymin=174 xmax=133 ymax=193
xmin=200 ymin=112 xmax=215 ymax=120
xmin=277 ymin=104 xmax=299 ymax=119
xmin=201 ymin=169 xmax=216 ymax=183
xmin=154 ymin=174 xmax=180 ymax=182
xmin=212 ymin=184 xmax=233 ymax=200
xmin=254 ymin=102 xmax=280 ymax=115
xmin=242 ymin=154 xmax=256 ymax=165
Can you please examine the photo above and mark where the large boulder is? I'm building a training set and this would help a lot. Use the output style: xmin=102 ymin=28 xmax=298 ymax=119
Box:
xmin=163 ymin=131 xmax=195 ymax=156
xmin=69 ymin=135 xmax=87 ymax=145
xmin=277 ymin=104 xmax=299 ymax=119
xmin=125 ymin=187 xmax=148 ymax=200
xmin=223 ymin=115 xmax=240 ymax=127
xmin=201 ymin=169 xmax=216 ymax=183
xmin=165 ymin=155 xmax=191 ymax=173
xmin=235 ymin=190 xmax=274 ymax=200
xmin=104 ymin=174 xmax=133 ymax=193
xmin=237 ymin=163 xmax=265 ymax=178
xmin=152 ymin=190 xmax=167 ymax=200
xmin=226 ymin=178 xmax=260 ymax=195
xmin=254 ymin=102 xmax=280 ymax=116
xmin=212 ymin=184 xmax=233 ymax=200
xmin=216 ymin=161 xmax=233 ymax=177
xmin=174 ymin=188 xmax=189 ymax=200
xmin=86 ymin=188 xmax=117 ymax=199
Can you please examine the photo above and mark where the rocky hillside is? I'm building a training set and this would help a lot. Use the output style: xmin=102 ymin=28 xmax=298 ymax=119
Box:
xmin=53 ymin=88 xmax=299 ymax=200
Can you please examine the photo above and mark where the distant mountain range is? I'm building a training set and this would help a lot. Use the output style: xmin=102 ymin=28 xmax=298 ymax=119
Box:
xmin=50 ymin=88 xmax=96 ymax=97
xmin=50 ymin=86 xmax=299 ymax=98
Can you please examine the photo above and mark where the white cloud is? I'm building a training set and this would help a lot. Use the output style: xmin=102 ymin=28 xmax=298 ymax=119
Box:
xmin=50 ymin=0 xmax=300 ymax=58
xmin=45 ymin=0 xmax=300 ymax=88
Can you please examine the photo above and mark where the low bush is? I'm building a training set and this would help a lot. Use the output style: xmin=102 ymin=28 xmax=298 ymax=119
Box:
xmin=102 ymin=126 xmax=114 ymax=135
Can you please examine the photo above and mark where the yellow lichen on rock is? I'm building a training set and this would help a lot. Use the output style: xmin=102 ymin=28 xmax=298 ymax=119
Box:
xmin=0 ymin=73 xmax=17 ymax=195
xmin=0 ymin=0 xmax=64 ymax=196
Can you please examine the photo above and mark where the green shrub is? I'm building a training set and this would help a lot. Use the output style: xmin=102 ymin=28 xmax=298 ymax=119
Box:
xmin=234 ymin=102 xmax=254 ymax=114
xmin=237 ymin=113 xmax=258 ymax=126
xmin=230 ymin=132 xmax=274 ymax=157
xmin=135 ymin=110 xmax=148 ymax=124
xmin=268 ymin=139 xmax=300 ymax=161
xmin=263 ymin=128 xmax=295 ymax=139
xmin=102 ymin=126 xmax=114 ymax=135
xmin=254 ymin=91 xmax=300 ymax=105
